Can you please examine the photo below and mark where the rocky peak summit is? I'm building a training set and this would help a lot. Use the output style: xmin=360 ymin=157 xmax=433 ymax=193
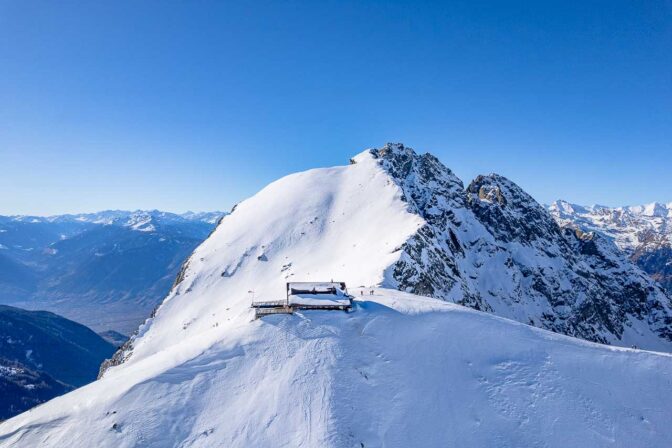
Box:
xmin=361 ymin=144 xmax=672 ymax=348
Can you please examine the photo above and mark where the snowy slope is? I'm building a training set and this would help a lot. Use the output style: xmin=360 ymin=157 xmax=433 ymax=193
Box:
xmin=2 ymin=290 xmax=671 ymax=447
xmin=2 ymin=145 xmax=671 ymax=446
xmin=549 ymin=200 xmax=672 ymax=293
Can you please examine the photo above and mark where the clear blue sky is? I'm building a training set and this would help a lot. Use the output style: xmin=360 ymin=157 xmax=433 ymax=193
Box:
xmin=1 ymin=0 xmax=670 ymax=215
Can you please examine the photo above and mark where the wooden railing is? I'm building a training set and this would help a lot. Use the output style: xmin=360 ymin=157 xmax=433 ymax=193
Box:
xmin=254 ymin=306 xmax=293 ymax=318
xmin=251 ymin=300 xmax=287 ymax=308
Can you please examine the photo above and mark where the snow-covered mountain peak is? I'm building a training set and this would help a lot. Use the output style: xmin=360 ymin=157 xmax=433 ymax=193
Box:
xmin=111 ymin=143 xmax=672 ymax=354
xmin=630 ymin=201 xmax=669 ymax=218
xmin=548 ymin=199 xmax=672 ymax=294
xmin=466 ymin=173 xmax=564 ymax=247
xmin=107 ymin=149 xmax=424 ymax=366
xmin=365 ymin=144 xmax=467 ymax=227
xmin=549 ymin=199 xmax=590 ymax=216
xmin=469 ymin=175 xmax=507 ymax=205
xmin=467 ymin=173 xmax=540 ymax=212
xmin=179 ymin=211 xmax=225 ymax=224
xmin=368 ymin=143 xmax=464 ymax=190
xmin=2 ymin=144 xmax=672 ymax=446
xmin=123 ymin=211 xmax=157 ymax=232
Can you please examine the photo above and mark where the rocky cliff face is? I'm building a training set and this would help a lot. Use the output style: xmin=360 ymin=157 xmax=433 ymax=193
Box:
xmin=374 ymin=144 xmax=672 ymax=348
xmin=549 ymin=200 xmax=672 ymax=295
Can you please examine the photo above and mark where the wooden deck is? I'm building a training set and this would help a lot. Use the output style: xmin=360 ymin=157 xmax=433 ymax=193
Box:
xmin=254 ymin=306 xmax=293 ymax=318
xmin=251 ymin=300 xmax=352 ymax=319
xmin=251 ymin=300 xmax=288 ymax=308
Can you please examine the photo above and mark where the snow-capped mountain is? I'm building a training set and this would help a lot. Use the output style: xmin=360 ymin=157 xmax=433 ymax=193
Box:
xmin=1 ymin=144 xmax=670 ymax=446
xmin=549 ymin=200 xmax=672 ymax=294
xmin=373 ymin=145 xmax=671 ymax=349
xmin=0 ymin=211 xmax=225 ymax=333
xmin=6 ymin=210 xmax=225 ymax=227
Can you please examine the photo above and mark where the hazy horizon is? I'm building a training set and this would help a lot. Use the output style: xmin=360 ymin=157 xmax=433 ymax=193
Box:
xmin=0 ymin=208 xmax=227 ymax=218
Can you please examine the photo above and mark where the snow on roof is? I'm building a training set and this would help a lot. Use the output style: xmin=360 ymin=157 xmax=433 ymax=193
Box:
xmin=286 ymin=281 xmax=351 ymax=307
xmin=287 ymin=281 xmax=346 ymax=292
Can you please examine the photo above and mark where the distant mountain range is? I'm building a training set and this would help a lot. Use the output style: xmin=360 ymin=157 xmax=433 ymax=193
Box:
xmin=0 ymin=305 xmax=115 ymax=420
xmin=0 ymin=210 xmax=224 ymax=333
xmin=549 ymin=201 xmax=672 ymax=294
